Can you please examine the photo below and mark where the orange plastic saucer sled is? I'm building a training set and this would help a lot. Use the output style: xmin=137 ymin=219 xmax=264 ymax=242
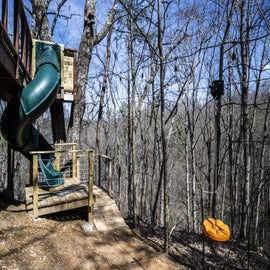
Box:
xmin=203 ymin=218 xmax=230 ymax=242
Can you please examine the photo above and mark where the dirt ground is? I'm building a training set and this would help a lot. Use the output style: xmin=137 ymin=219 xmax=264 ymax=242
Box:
xmin=0 ymin=199 xmax=186 ymax=270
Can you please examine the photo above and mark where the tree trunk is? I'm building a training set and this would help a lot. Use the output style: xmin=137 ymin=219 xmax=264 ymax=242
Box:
xmin=184 ymin=111 xmax=191 ymax=232
xmin=255 ymin=96 xmax=270 ymax=243
xmin=227 ymin=56 xmax=235 ymax=236
xmin=50 ymin=102 xmax=66 ymax=142
xmin=67 ymin=0 xmax=118 ymax=144
xmin=239 ymin=0 xmax=250 ymax=239
xmin=67 ymin=0 xmax=95 ymax=143
xmin=95 ymin=22 xmax=114 ymax=185
xmin=185 ymin=95 xmax=197 ymax=232
xmin=150 ymin=84 xmax=159 ymax=226
xmin=31 ymin=0 xmax=66 ymax=143
xmin=30 ymin=0 xmax=52 ymax=41
xmin=127 ymin=6 xmax=133 ymax=223
xmin=157 ymin=0 xmax=169 ymax=252
xmin=212 ymin=0 xmax=235 ymax=218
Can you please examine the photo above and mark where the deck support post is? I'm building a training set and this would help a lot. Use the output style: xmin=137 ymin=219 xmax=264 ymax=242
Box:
xmin=55 ymin=150 xmax=60 ymax=170
xmin=108 ymin=158 xmax=112 ymax=197
xmin=76 ymin=156 xmax=80 ymax=179
xmin=88 ymin=150 xmax=94 ymax=224
xmin=32 ymin=153 xmax=39 ymax=219
xmin=72 ymin=144 xmax=77 ymax=177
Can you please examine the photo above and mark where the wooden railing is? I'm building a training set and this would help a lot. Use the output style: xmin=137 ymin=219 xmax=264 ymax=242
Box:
xmin=96 ymin=153 xmax=112 ymax=196
xmin=28 ymin=143 xmax=112 ymax=221
xmin=30 ymin=146 xmax=95 ymax=222
xmin=0 ymin=0 xmax=32 ymax=83
xmin=55 ymin=142 xmax=113 ymax=196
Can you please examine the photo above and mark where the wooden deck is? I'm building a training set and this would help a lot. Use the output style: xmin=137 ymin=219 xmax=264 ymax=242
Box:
xmin=93 ymin=187 xmax=128 ymax=231
xmin=25 ymin=178 xmax=127 ymax=231
xmin=25 ymin=177 xmax=90 ymax=218
xmin=0 ymin=0 xmax=32 ymax=101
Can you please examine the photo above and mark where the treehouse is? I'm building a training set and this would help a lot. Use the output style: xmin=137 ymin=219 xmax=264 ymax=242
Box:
xmin=0 ymin=0 xmax=126 ymax=231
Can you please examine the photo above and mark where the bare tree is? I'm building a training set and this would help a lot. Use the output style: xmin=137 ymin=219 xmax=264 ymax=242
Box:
xmin=95 ymin=6 xmax=117 ymax=185
xmin=30 ymin=0 xmax=67 ymax=142
xmin=212 ymin=0 xmax=236 ymax=218
xmin=67 ymin=0 xmax=118 ymax=144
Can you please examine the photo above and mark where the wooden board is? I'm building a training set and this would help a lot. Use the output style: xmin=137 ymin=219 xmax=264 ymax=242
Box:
xmin=25 ymin=179 xmax=127 ymax=231
xmin=93 ymin=186 xmax=128 ymax=231
xmin=63 ymin=55 xmax=74 ymax=91
xmin=25 ymin=177 xmax=89 ymax=218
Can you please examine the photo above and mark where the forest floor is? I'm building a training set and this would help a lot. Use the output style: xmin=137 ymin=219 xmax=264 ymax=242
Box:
xmin=138 ymin=224 xmax=270 ymax=269
xmin=0 ymin=196 xmax=269 ymax=270
xmin=0 ymin=197 xmax=184 ymax=270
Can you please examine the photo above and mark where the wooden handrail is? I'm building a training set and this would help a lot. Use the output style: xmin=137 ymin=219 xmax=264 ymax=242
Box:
xmin=94 ymin=153 xmax=112 ymax=196
xmin=32 ymin=153 xmax=38 ymax=218
xmin=29 ymin=145 xmax=113 ymax=223
xmin=88 ymin=150 xmax=94 ymax=223
xmin=95 ymin=153 xmax=111 ymax=159
xmin=30 ymin=148 xmax=96 ymax=222
xmin=1 ymin=0 xmax=32 ymax=81
xmin=54 ymin=142 xmax=77 ymax=147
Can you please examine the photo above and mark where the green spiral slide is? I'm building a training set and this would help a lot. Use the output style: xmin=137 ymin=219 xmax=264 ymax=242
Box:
xmin=1 ymin=43 xmax=64 ymax=187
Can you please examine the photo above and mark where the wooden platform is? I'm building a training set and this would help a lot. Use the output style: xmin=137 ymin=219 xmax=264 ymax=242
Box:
xmin=93 ymin=186 xmax=128 ymax=231
xmin=25 ymin=177 xmax=89 ymax=218
xmin=25 ymin=178 xmax=127 ymax=231
xmin=0 ymin=0 xmax=32 ymax=102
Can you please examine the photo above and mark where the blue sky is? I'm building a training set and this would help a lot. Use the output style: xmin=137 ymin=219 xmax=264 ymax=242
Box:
xmin=19 ymin=0 xmax=115 ymax=51
xmin=20 ymin=0 xmax=270 ymax=110
xmin=46 ymin=0 xmax=84 ymax=48
xmin=47 ymin=0 xmax=113 ymax=49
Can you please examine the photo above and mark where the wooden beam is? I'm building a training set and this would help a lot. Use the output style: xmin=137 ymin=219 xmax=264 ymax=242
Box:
xmin=0 ymin=25 xmax=17 ymax=77
xmin=72 ymin=144 xmax=77 ymax=177
xmin=14 ymin=0 xmax=20 ymax=80
xmin=108 ymin=158 xmax=112 ymax=197
xmin=7 ymin=145 xmax=14 ymax=195
xmin=2 ymin=0 xmax=8 ymax=30
xmin=55 ymin=150 xmax=60 ymax=171
xmin=88 ymin=150 xmax=94 ymax=224
xmin=76 ymin=156 xmax=80 ymax=179
xmin=32 ymin=154 xmax=39 ymax=219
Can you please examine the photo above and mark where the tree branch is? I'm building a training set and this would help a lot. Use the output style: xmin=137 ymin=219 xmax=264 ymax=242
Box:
xmin=94 ymin=0 xmax=119 ymax=45
xmin=51 ymin=0 xmax=68 ymax=36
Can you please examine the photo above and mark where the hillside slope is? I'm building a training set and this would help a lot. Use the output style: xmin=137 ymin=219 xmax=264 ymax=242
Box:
xmin=0 ymin=200 xmax=185 ymax=270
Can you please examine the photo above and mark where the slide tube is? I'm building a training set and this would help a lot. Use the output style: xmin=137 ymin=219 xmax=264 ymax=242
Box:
xmin=1 ymin=44 xmax=64 ymax=187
